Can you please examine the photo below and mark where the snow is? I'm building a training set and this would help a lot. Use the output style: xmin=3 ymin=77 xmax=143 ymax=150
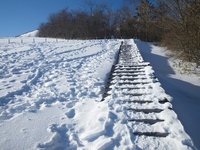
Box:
xmin=105 ymin=40 xmax=194 ymax=150
xmin=19 ymin=30 xmax=39 ymax=37
xmin=136 ymin=39 xmax=200 ymax=150
xmin=0 ymin=37 xmax=197 ymax=149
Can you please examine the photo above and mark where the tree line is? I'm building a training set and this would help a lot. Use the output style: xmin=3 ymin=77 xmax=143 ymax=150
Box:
xmin=38 ymin=0 xmax=200 ymax=64
xmin=38 ymin=0 xmax=162 ymax=40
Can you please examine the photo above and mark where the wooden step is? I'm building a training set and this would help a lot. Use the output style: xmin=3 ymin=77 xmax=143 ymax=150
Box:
xmin=127 ymin=108 xmax=164 ymax=114
xmin=114 ymin=70 xmax=145 ymax=73
xmin=159 ymin=98 xmax=170 ymax=104
xmin=117 ymin=77 xmax=147 ymax=80
xmin=133 ymin=132 xmax=168 ymax=137
xmin=116 ymin=86 xmax=147 ymax=90
xmin=125 ymin=100 xmax=153 ymax=104
xmin=112 ymin=73 xmax=146 ymax=77
xmin=128 ymin=119 xmax=164 ymax=125
xmin=122 ymin=93 xmax=151 ymax=96
xmin=118 ymin=82 xmax=151 ymax=85
xmin=116 ymin=63 xmax=150 ymax=67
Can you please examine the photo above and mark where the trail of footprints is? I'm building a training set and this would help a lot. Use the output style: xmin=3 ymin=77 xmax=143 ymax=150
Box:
xmin=103 ymin=44 xmax=171 ymax=139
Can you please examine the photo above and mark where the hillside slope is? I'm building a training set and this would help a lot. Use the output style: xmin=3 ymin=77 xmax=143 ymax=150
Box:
xmin=0 ymin=38 xmax=196 ymax=149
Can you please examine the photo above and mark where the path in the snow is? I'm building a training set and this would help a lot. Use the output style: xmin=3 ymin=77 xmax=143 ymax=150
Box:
xmin=102 ymin=40 xmax=195 ymax=149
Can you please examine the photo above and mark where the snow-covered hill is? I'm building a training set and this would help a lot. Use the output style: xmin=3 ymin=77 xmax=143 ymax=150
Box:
xmin=19 ymin=30 xmax=39 ymax=37
xmin=0 ymin=38 xmax=198 ymax=149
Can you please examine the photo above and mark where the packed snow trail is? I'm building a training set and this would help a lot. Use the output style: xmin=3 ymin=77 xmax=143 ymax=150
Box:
xmin=102 ymin=40 xmax=194 ymax=149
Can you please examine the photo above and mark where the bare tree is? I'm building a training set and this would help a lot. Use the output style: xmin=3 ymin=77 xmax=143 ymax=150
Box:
xmin=159 ymin=0 xmax=200 ymax=64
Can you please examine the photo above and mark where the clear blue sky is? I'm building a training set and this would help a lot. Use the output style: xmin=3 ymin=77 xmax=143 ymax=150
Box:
xmin=0 ymin=0 xmax=126 ymax=37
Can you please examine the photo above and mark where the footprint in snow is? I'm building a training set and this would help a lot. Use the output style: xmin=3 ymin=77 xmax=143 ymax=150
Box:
xmin=65 ymin=101 xmax=75 ymax=108
xmin=9 ymin=79 xmax=16 ymax=83
xmin=37 ymin=124 xmax=70 ymax=150
xmin=6 ymin=86 xmax=12 ymax=89
xmin=65 ymin=109 xmax=75 ymax=118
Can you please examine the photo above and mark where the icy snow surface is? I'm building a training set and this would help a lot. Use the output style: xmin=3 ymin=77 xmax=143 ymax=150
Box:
xmin=0 ymin=38 xmax=195 ymax=149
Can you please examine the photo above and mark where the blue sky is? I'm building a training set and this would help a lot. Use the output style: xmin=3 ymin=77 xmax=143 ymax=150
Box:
xmin=0 ymin=0 xmax=126 ymax=37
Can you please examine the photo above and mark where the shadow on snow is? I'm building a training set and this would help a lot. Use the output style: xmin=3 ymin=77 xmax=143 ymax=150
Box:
xmin=135 ymin=39 xmax=200 ymax=150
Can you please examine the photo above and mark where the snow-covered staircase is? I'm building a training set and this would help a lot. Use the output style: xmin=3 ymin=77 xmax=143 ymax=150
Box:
xmin=102 ymin=40 xmax=194 ymax=149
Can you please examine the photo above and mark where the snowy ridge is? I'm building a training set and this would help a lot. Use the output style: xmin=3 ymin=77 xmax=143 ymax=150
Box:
xmin=102 ymin=39 xmax=194 ymax=149
xmin=19 ymin=30 xmax=39 ymax=37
